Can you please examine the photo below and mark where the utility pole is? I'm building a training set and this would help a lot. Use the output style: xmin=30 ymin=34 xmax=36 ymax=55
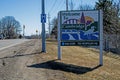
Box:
xmin=66 ymin=0 xmax=68 ymax=11
xmin=41 ymin=0 xmax=46 ymax=53
xmin=48 ymin=13 xmax=51 ymax=38
xmin=23 ymin=25 xmax=25 ymax=38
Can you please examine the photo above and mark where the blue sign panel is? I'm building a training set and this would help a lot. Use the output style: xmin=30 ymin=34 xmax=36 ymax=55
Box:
xmin=61 ymin=29 xmax=99 ymax=41
xmin=41 ymin=14 xmax=46 ymax=23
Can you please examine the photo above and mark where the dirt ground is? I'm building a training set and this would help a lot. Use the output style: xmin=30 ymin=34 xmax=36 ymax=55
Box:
xmin=0 ymin=39 xmax=66 ymax=80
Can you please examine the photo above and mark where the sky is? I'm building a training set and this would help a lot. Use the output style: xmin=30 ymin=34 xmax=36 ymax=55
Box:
xmin=0 ymin=0 xmax=98 ymax=36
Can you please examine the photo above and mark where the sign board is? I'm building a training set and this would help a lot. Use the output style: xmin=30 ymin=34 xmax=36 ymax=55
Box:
xmin=58 ymin=10 xmax=103 ymax=65
xmin=60 ymin=10 xmax=100 ymax=46
xmin=41 ymin=14 xmax=46 ymax=23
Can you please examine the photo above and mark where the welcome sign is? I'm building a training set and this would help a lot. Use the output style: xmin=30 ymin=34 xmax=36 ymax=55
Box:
xmin=57 ymin=10 xmax=103 ymax=65
xmin=60 ymin=10 xmax=100 ymax=46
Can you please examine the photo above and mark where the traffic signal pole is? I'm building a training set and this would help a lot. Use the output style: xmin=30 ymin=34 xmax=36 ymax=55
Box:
xmin=41 ymin=0 xmax=46 ymax=53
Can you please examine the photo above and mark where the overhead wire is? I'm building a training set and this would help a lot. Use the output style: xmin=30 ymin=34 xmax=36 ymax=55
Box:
xmin=48 ymin=0 xmax=58 ymax=14
xmin=59 ymin=0 xmax=66 ymax=10
xmin=50 ymin=0 xmax=65 ymax=16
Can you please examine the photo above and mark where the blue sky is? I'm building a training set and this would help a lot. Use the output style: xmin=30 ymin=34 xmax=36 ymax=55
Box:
xmin=0 ymin=0 xmax=98 ymax=36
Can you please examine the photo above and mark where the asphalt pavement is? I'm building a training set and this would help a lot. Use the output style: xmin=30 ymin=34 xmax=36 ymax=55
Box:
xmin=0 ymin=39 xmax=29 ymax=51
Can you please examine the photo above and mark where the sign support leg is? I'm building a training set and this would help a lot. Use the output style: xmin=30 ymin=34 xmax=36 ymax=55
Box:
xmin=58 ymin=40 xmax=61 ymax=60
xmin=99 ymin=10 xmax=103 ymax=66
xmin=58 ymin=13 xmax=61 ymax=60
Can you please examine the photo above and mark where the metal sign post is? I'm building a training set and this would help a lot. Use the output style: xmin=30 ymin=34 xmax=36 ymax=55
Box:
xmin=99 ymin=10 xmax=103 ymax=65
xmin=41 ymin=0 xmax=46 ymax=53
xmin=58 ymin=13 xmax=61 ymax=60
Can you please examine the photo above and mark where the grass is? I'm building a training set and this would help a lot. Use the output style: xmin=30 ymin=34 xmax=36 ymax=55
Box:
xmin=36 ymin=39 xmax=120 ymax=80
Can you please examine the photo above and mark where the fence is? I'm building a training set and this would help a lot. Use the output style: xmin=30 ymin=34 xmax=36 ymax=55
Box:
xmin=104 ymin=34 xmax=120 ymax=54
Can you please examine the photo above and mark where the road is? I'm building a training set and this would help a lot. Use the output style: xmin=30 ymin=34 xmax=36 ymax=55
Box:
xmin=0 ymin=39 xmax=29 ymax=51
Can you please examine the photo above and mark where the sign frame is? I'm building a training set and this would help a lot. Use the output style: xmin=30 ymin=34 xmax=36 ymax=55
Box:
xmin=57 ymin=10 xmax=103 ymax=65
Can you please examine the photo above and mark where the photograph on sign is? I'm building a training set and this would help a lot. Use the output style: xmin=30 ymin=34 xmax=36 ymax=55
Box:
xmin=60 ymin=10 xmax=100 ymax=46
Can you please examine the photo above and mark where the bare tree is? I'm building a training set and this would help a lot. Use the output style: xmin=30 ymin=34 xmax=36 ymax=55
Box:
xmin=0 ymin=16 xmax=21 ymax=39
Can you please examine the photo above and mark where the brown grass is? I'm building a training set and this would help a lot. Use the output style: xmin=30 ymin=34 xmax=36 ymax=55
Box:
xmin=37 ymin=40 xmax=120 ymax=80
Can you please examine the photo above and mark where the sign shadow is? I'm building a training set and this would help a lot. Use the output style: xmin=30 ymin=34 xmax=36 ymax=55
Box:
xmin=27 ymin=60 xmax=102 ymax=74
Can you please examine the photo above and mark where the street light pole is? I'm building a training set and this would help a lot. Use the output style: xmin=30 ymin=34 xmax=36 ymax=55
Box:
xmin=23 ymin=25 xmax=25 ymax=38
xmin=41 ymin=0 xmax=46 ymax=53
